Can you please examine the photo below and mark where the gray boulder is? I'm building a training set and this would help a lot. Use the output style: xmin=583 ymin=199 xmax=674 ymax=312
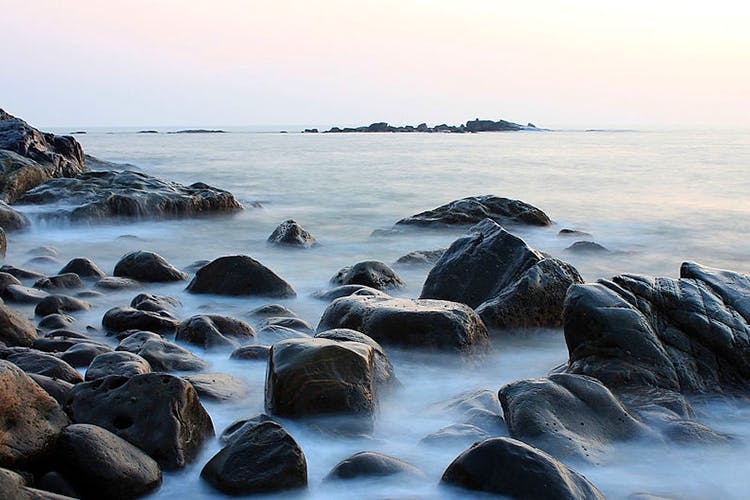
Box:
xmin=102 ymin=306 xmax=179 ymax=335
xmin=116 ymin=331 xmax=207 ymax=372
xmin=34 ymin=274 xmax=84 ymax=290
xmin=315 ymin=328 xmax=396 ymax=385
xmin=85 ymin=351 xmax=152 ymax=381
xmin=176 ymin=314 xmax=255 ymax=349
xmin=268 ymin=219 xmax=317 ymax=248
xmin=0 ymin=348 xmax=83 ymax=383
xmin=330 ymin=260 xmax=405 ymax=290
xmin=186 ymin=255 xmax=296 ymax=297
xmin=114 ymin=251 xmax=187 ymax=282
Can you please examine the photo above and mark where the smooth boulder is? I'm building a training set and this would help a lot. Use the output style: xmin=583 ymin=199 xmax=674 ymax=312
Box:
xmin=326 ymin=451 xmax=423 ymax=480
xmin=268 ymin=219 xmax=317 ymax=248
xmin=396 ymin=194 xmax=551 ymax=227
xmin=330 ymin=260 xmax=405 ymax=290
xmin=186 ymin=255 xmax=296 ymax=297
xmin=315 ymin=328 xmax=396 ymax=385
xmin=114 ymin=251 xmax=188 ymax=282
xmin=85 ymin=351 xmax=152 ymax=381
xmin=176 ymin=314 xmax=255 ymax=348
xmin=116 ymin=331 xmax=208 ymax=372
xmin=102 ymin=306 xmax=179 ymax=335
xmin=0 ymin=304 xmax=37 ymax=346
xmin=59 ymin=258 xmax=106 ymax=279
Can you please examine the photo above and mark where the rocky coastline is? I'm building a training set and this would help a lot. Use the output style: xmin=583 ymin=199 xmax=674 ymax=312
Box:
xmin=317 ymin=118 xmax=538 ymax=134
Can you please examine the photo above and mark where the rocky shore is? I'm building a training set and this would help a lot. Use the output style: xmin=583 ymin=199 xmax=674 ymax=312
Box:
xmin=320 ymin=118 xmax=537 ymax=133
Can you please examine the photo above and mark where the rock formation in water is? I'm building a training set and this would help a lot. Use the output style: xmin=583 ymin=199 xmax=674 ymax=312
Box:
xmin=323 ymin=118 xmax=536 ymax=133
xmin=396 ymin=194 xmax=551 ymax=227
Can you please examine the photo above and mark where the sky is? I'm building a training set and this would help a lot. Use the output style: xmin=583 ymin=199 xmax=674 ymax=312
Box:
xmin=1 ymin=0 xmax=749 ymax=129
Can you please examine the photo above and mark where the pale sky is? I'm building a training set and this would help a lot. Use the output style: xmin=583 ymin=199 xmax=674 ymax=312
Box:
xmin=2 ymin=0 xmax=749 ymax=129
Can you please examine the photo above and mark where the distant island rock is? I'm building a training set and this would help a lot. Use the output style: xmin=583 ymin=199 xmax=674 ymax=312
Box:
xmin=322 ymin=118 xmax=538 ymax=134
xmin=167 ymin=129 xmax=226 ymax=134
xmin=137 ymin=130 xmax=159 ymax=134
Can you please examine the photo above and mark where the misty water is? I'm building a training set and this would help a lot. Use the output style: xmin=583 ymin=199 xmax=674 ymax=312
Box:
xmin=8 ymin=129 xmax=750 ymax=498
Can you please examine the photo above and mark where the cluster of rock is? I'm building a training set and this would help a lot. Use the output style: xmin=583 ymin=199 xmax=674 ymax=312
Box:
xmin=322 ymin=118 xmax=536 ymax=133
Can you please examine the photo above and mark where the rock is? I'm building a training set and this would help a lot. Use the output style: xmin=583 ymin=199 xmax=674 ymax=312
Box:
xmin=28 ymin=245 xmax=59 ymax=257
xmin=330 ymin=260 xmax=405 ymax=290
xmin=0 ymin=228 xmax=5 ymax=257
xmin=0 ymin=360 xmax=69 ymax=467
xmin=35 ymin=295 xmax=90 ymax=317
xmin=248 ymin=303 xmax=297 ymax=320
xmin=420 ymin=423 xmax=490 ymax=448
xmin=317 ymin=295 xmax=491 ymax=355
xmin=17 ymin=170 xmax=243 ymax=222
xmin=1 ymin=467 xmax=72 ymax=499
xmin=66 ymin=373 xmax=215 ymax=469
xmin=25 ymin=255 xmax=61 ymax=267
xmin=559 ymin=228 xmax=592 ymax=238
xmin=259 ymin=316 xmax=313 ymax=334
xmin=0 ymin=264 xmax=44 ymax=279
xmin=441 ymin=437 xmax=604 ymax=499
xmin=421 ymin=219 xmax=582 ymax=329
xmin=176 ymin=314 xmax=255 ymax=349
xmin=33 ymin=335 xmax=97 ymax=353
xmin=0 ymin=200 xmax=30 ymax=231
xmin=116 ymin=331 xmax=208 ymax=372
xmin=394 ymin=249 xmax=446 ymax=266
xmin=102 ymin=306 xmax=178 ymax=335
xmin=201 ymin=421 xmax=307 ymax=495
xmin=315 ymin=328 xmax=396 ymax=385
xmin=265 ymin=338 xmax=378 ymax=425
xmin=4 ymin=284 xmax=49 ymax=303
xmin=59 ymin=258 xmax=106 ymax=279
xmin=94 ymin=276 xmax=141 ymax=290
xmin=0 ymin=109 xmax=86 ymax=202
xmin=255 ymin=325 xmax=310 ymax=343
xmin=34 ymin=274 xmax=84 ymax=290
xmin=434 ymin=389 xmax=506 ymax=434
xmin=29 ymin=373 xmax=74 ymax=405
xmin=661 ymin=419 xmax=732 ymax=445
xmin=0 ymin=271 xmax=21 ymax=292
xmin=325 ymin=451 xmax=423 ymax=480
xmin=219 ymin=414 xmax=277 ymax=445
xmin=130 ymin=293 xmax=180 ymax=312
xmin=183 ymin=259 xmax=210 ymax=273
xmin=312 ymin=284 xmax=390 ymax=302
xmin=268 ymin=219 xmax=317 ymax=248
xmin=396 ymin=194 xmax=551 ymax=228
xmin=0 ymin=348 xmax=83 ymax=383
xmin=230 ymin=344 xmax=271 ymax=361
xmin=114 ymin=251 xmax=188 ymax=282
xmin=37 ymin=314 xmax=75 ymax=330
xmin=0 ymin=304 xmax=37 ymax=346
xmin=184 ymin=373 xmax=249 ymax=402
xmin=54 ymin=424 xmax=162 ymax=499
xmin=498 ymin=373 xmax=646 ymax=462
xmin=186 ymin=255 xmax=296 ymax=297
xmin=565 ymin=241 xmax=609 ymax=254
xmin=60 ymin=342 xmax=113 ymax=368
xmin=85 ymin=351 xmax=152 ymax=380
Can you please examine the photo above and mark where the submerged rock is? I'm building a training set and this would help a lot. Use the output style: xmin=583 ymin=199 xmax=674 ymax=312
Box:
xmin=0 ymin=200 xmax=30 ymax=231
xmin=33 ymin=273 xmax=84 ymax=290
xmin=248 ymin=303 xmax=297 ymax=320
xmin=325 ymin=451 xmax=423 ymax=480
xmin=59 ymin=258 xmax=106 ymax=279
xmin=35 ymin=294 xmax=90 ymax=317
xmin=85 ymin=351 xmax=152 ymax=381
xmin=315 ymin=328 xmax=396 ymax=386
xmin=114 ymin=251 xmax=187 ymax=282
xmin=268 ymin=219 xmax=318 ymax=248
xmin=116 ymin=331 xmax=208 ymax=372
xmin=184 ymin=373 xmax=249 ymax=402
xmin=130 ymin=293 xmax=180 ymax=312
xmin=394 ymin=249 xmax=446 ymax=266
xmin=102 ymin=306 xmax=179 ymax=335
xmin=186 ymin=255 xmax=296 ymax=297
xmin=311 ymin=284 xmax=390 ymax=302
xmin=176 ymin=314 xmax=255 ymax=349
xmin=230 ymin=344 xmax=271 ymax=361
xmin=565 ymin=241 xmax=609 ymax=254
xmin=330 ymin=260 xmax=405 ymax=290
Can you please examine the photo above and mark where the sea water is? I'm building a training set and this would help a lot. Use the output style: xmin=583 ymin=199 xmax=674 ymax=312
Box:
xmin=7 ymin=128 xmax=750 ymax=498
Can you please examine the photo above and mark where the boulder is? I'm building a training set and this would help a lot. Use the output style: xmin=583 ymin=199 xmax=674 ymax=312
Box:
xmin=201 ymin=421 xmax=307 ymax=495
xmin=184 ymin=373 xmax=249 ymax=402
xmin=33 ymin=274 xmax=84 ymax=290
xmin=37 ymin=314 xmax=75 ymax=330
xmin=330 ymin=260 xmax=405 ymax=290
xmin=130 ymin=293 xmax=180 ymax=312
xmin=498 ymin=373 xmax=646 ymax=462
xmin=17 ymin=170 xmax=243 ymax=222
xmin=441 ymin=437 xmax=604 ymax=499
xmin=315 ymin=328 xmax=396 ymax=385
xmin=394 ymin=249 xmax=446 ymax=266
xmin=317 ymin=295 xmax=491 ymax=355
xmin=0 ymin=264 xmax=44 ymax=279
xmin=433 ymin=389 xmax=506 ymax=434
xmin=565 ymin=241 xmax=609 ymax=254
xmin=28 ymin=245 xmax=58 ymax=257
xmin=325 ymin=451 xmax=423 ymax=480
xmin=85 ymin=351 xmax=152 ymax=381
xmin=29 ymin=373 xmax=74 ymax=405
xmin=113 ymin=251 xmax=187 ymax=282
xmin=265 ymin=338 xmax=378 ymax=424
xmin=559 ymin=228 xmax=592 ymax=238
xmin=116 ymin=331 xmax=208 ymax=372
xmin=268 ymin=219 xmax=317 ymax=248
xmin=65 ymin=373 xmax=215 ymax=469
xmin=54 ymin=424 xmax=162 ymax=499
xmin=0 ymin=467 xmax=70 ymax=499
xmin=396 ymin=194 xmax=551 ymax=228
xmin=0 ymin=360 xmax=69 ymax=467
xmin=421 ymin=219 xmax=582 ymax=329
xmin=230 ymin=344 xmax=271 ymax=361
xmin=4 ymin=283 xmax=49 ymax=303
xmin=102 ymin=306 xmax=179 ymax=335
xmin=0 ymin=200 xmax=30 ymax=231
xmin=35 ymin=295 xmax=90 ymax=317
xmin=248 ymin=303 xmax=297 ymax=320
xmin=94 ymin=276 xmax=141 ymax=290
xmin=176 ymin=314 xmax=255 ymax=349
xmin=0 ymin=348 xmax=83 ymax=383
xmin=258 ymin=316 xmax=313 ymax=334
xmin=420 ymin=423 xmax=490 ymax=448
xmin=219 ymin=414 xmax=277 ymax=445
xmin=0 ymin=304 xmax=37 ymax=346
xmin=186 ymin=255 xmax=296 ymax=297
xmin=255 ymin=325 xmax=310 ymax=344
xmin=60 ymin=342 xmax=113 ymax=368
xmin=0 ymin=271 xmax=21 ymax=292
xmin=312 ymin=284 xmax=390 ymax=302
xmin=59 ymin=258 xmax=106 ymax=279
xmin=0 ymin=228 xmax=5 ymax=257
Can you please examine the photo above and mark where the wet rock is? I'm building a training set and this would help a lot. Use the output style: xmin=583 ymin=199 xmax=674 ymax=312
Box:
xmin=25 ymin=255 xmax=61 ymax=267
xmin=201 ymin=421 xmax=307 ymax=495
xmin=28 ymin=373 xmax=74 ymax=405
xmin=0 ymin=347 xmax=83 ymax=383
xmin=184 ymin=373 xmax=249 ymax=402
xmin=661 ymin=419 xmax=732 ymax=445
xmin=0 ymin=264 xmax=44 ymax=280
xmin=130 ymin=293 xmax=180 ymax=312
xmin=102 ymin=306 xmax=179 ymax=335
xmin=434 ymin=389 xmax=506 ymax=434
xmin=394 ymin=248 xmax=446 ymax=266
xmin=60 ymin=342 xmax=113 ymax=368
xmin=0 ymin=271 xmax=21 ymax=292
xmin=176 ymin=314 xmax=255 ymax=349
xmin=265 ymin=338 xmax=378 ymax=425
xmin=499 ymin=373 xmax=647 ymax=462
xmin=37 ymin=314 xmax=75 ymax=330
xmin=0 ymin=303 xmax=37 ymax=346
xmin=0 ymin=360 xmax=70 ymax=467
xmin=59 ymin=257 xmax=106 ymax=279
xmin=116 ymin=331 xmax=208 ymax=372
xmin=421 ymin=219 xmax=582 ymax=329
xmin=255 ymin=325 xmax=310 ymax=343
xmin=330 ymin=260 xmax=405 ymax=290
xmin=186 ymin=255 xmax=296 ymax=297
xmin=219 ymin=414 xmax=277 ymax=445
xmin=230 ymin=344 xmax=271 ymax=361
xmin=85 ymin=351 xmax=152 ymax=381
xmin=114 ymin=251 xmax=188 ymax=282
xmin=0 ymin=467 xmax=72 ymax=499
xmin=34 ymin=273 xmax=84 ymax=290
xmin=268 ymin=219 xmax=317 ymax=248
xmin=441 ymin=437 xmax=604 ymax=499
xmin=4 ymin=284 xmax=50 ymax=303
xmin=396 ymin=194 xmax=551 ymax=228
xmin=0 ymin=200 xmax=31 ymax=231
xmin=17 ymin=170 xmax=243 ymax=222
xmin=35 ymin=295 xmax=90 ymax=317
xmin=325 ymin=451 xmax=423 ymax=480
xmin=312 ymin=284 xmax=390 ymax=302
xmin=420 ymin=423 xmax=490 ymax=448
xmin=248 ymin=303 xmax=297 ymax=320
xmin=565 ymin=241 xmax=609 ymax=254
xmin=259 ymin=316 xmax=313 ymax=334
xmin=32 ymin=335 xmax=101 ymax=353
xmin=36 ymin=470 xmax=80 ymax=498
xmin=315 ymin=328 xmax=396 ymax=385
xmin=559 ymin=228 xmax=592 ymax=237
xmin=66 ymin=373 xmax=215 ymax=469
xmin=54 ymin=423 xmax=162 ymax=499
xmin=0 ymin=228 xmax=5 ymax=257
xmin=183 ymin=259 xmax=210 ymax=273
xmin=94 ymin=276 xmax=141 ymax=290
xmin=317 ymin=295 xmax=491 ymax=355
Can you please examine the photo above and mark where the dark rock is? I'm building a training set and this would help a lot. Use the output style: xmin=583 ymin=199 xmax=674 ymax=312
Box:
xmin=4 ymin=283 xmax=49 ymax=303
xmin=54 ymin=423 xmax=162 ymax=499
xmin=85 ymin=351 xmax=152 ymax=380
xmin=0 ymin=200 xmax=30 ymax=231
xmin=265 ymin=338 xmax=378 ymax=425
xmin=184 ymin=373 xmax=249 ymax=402
xmin=311 ymin=284 xmax=390 ymax=302
xmin=66 ymin=373 xmax=215 ymax=469
xmin=34 ymin=274 xmax=84 ymax=290
xmin=102 ymin=306 xmax=178 ymax=335
xmin=219 ymin=414 xmax=277 ymax=445
xmin=0 ymin=228 xmax=5 ymax=257
xmin=396 ymin=194 xmax=551 ymax=228
xmin=35 ymin=295 xmax=90 ymax=317
xmin=565 ymin=241 xmax=609 ymax=254
xmin=29 ymin=373 xmax=74 ymax=405
xmin=434 ymin=389 xmax=506 ymax=434
xmin=60 ymin=342 xmax=113 ymax=368
xmin=130 ymin=293 xmax=180 ymax=312
xmin=176 ymin=314 xmax=255 ymax=349
xmin=259 ymin=316 xmax=313 ymax=334
xmin=661 ymin=419 xmax=732 ymax=445
xmin=0 ymin=272 xmax=21 ymax=292
xmin=420 ymin=423 xmax=490 ymax=448
xmin=255 ymin=325 xmax=310 ymax=344
xmin=0 ymin=264 xmax=44 ymax=279
xmin=201 ymin=421 xmax=306 ymax=495
xmin=0 ymin=304 xmax=37 ymax=346
xmin=169 ymin=129 xmax=226 ymax=134
xmin=28 ymin=245 xmax=58 ymax=257
xmin=315 ymin=328 xmax=396 ymax=385
xmin=230 ymin=344 xmax=271 ymax=361
xmin=183 ymin=259 xmax=210 ymax=273
xmin=17 ymin=170 xmax=243 ymax=222
xmin=317 ymin=295 xmax=491 ymax=355
xmin=394 ymin=249 xmax=446 ymax=266
xmin=268 ymin=219 xmax=317 ymax=248
xmin=0 ymin=348 xmax=83 ymax=383
xmin=114 ymin=251 xmax=187 ymax=282
xmin=36 ymin=470 xmax=80 ymax=498
xmin=558 ymin=228 xmax=592 ymax=238
xmin=37 ymin=314 xmax=75 ymax=330
xmin=116 ymin=331 xmax=208 ymax=372
xmin=32 ymin=335 xmax=102 ymax=353
xmin=464 ymin=118 xmax=526 ymax=132
xmin=441 ymin=437 xmax=604 ymax=499
xmin=330 ymin=260 xmax=405 ymax=290
xmin=0 ymin=360 xmax=69 ymax=467
xmin=94 ymin=276 xmax=141 ymax=290
xmin=248 ymin=303 xmax=297 ymax=320
xmin=1 ymin=467 xmax=74 ymax=499
xmin=59 ymin=258 xmax=105 ymax=279
xmin=186 ymin=255 xmax=296 ymax=297
xmin=325 ymin=451 xmax=423 ymax=480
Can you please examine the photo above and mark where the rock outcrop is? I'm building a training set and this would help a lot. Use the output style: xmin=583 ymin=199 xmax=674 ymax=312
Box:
xmin=396 ymin=195 xmax=551 ymax=228
xmin=186 ymin=255 xmax=296 ymax=297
